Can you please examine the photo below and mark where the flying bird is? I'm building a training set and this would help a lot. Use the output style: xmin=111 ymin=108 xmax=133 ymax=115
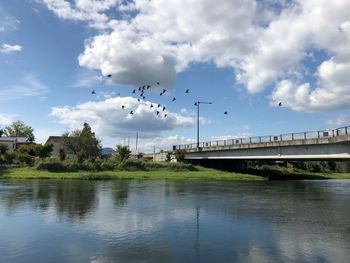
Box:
xmin=142 ymin=96 xmax=146 ymax=100
xmin=157 ymin=104 xmax=161 ymax=108
xmin=91 ymin=90 xmax=96 ymax=95
xmin=147 ymin=85 xmax=151 ymax=89
xmin=172 ymin=97 xmax=176 ymax=102
xmin=150 ymin=104 xmax=154 ymax=108
xmin=185 ymin=89 xmax=189 ymax=93
xmin=194 ymin=102 xmax=198 ymax=106
xmin=162 ymin=89 xmax=167 ymax=93
xmin=162 ymin=106 xmax=166 ymax=111
xmin=224 ymin=111 xmax=228 ymax=115
xmin=132 ymin=89 xmax=136 ymax=94
xmin=138 ymin=99 xmax=140 ymax=102
xmin=164 ymin=114 xmax=167 ymax=118
xmin=107 ymin=74 xmax=112 ymax=78
xmin=278 ymin=102 xmax=283 ymax=107
xmin=129 ymin=110 xmax=134 ymax=115
xmin=156 ymin=111 xmax=160 ymax=115
xmin=121 ymin=105 xmax=125 ymax=109
xmin=160 ymin=92 xmax=164 ymax=96
xmin=156 ymin=82 xmax=160 ymax=85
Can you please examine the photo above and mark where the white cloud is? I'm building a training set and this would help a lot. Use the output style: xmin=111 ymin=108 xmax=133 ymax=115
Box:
xmin=72 ymin=70 xmax=103 ymax=87
xmin=270 ymin=59 xmax=350 ymax=112
xmin=50 ymin=96 xmax=195 ymax=138
xmin=42 ymin=0 xmax=350 ymax=112
xmin=0 ymin=74 xmax=49 ymax=100
xmin=0 ymin=113 xmax=18 ymax=126
xmin=41 ymin=0 xmax=119 ymax=29
xmin=0 ymin=44 xmax=22 ymax=54
xmin=0 ymin=12 xmax=20 ymax=32
xmin=326 ymin=114 xmax=347 ymax=126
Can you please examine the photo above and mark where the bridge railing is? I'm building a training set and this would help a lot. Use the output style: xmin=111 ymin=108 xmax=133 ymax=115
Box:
xmin=173 ymin=125 xmax=350 ymax=151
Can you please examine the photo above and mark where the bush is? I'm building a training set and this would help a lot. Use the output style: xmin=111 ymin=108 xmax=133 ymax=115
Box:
xmin=174 ymin=149 xmax=186 ymax=162
xmin=18 ymin=153 xmax=35 ymax=166
xmin=118 ymin=159 xmax=147 ymax=171
xmin=0 ymin=143 xmax=9 ymax=155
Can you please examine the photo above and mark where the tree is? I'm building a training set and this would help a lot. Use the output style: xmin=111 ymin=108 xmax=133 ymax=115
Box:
xmin=174 ymin=149 xmax=186 ymax=162
xmin=59 ymin=147 xmax=66 ymax=161
xmin=18 ymin=143 xmax=53 ymax=158
xmin=62 ymin=122 xmax=101 ymax=160
xmin=4 ymin=121 xmax=35 ymax=141
xmin=0 ymin=143 xmax=9 ymax=155
xmin=115 ymin=145 xmax=131 ymax=161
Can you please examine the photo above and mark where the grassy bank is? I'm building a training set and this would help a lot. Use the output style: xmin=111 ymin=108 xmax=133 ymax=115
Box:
xmin=0 ymin=167 xmax=265 ymax=181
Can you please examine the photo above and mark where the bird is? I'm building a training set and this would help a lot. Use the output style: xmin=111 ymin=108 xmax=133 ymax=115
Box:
xmin=162 ymin=89 xmax=167 ymax=93
xmin=278 ymin=102 xmax=283 ymax=107
xmin=172 ymin=97 xmax=176 ymax=102
xmin=142 ymin=96 xmax=146 ymax=100
xmin=107 ymin=74 xmax=112 ymax=78
xmin=132 ymin=89 xmax=136 ymax=94
xmin=194 ymin=102 xmax=198 ymax=106
xmin=150 ymin=104 xmax=154 ymax=108
xmin=91 ymin=90 xmax=96 ymax=95
xmin=164 ymin=114 xmax=167 ymax=118
xmin=157 ymin=104 xmax=161 ymax=108
xmin=142 ymin=85 xmax=145 ymax=89
xmin=129 ymin=110 xmax=134 ymax=115
xmin=156 ymin=111 xmax=160 ymax=115
xmin=162 ymin=106 xmax=166 ymax=111
xmin=156 ymin=82 xmax=160 ymax=85
xmin=138 ymin=99 xmax=140 ymax=102
xmin=147 ymin=85 xmax=151 ymax=89
xmin=185 ymin=89 xmax=189 ymax=93
xmin=160 ymin=92 xmax=164 ymax=96
xmin=224 ymin=111 xmax=228 ymax=115
xmin=121 ymin=105 xmax=125 ymax=109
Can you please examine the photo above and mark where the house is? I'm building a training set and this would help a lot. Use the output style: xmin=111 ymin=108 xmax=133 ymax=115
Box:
xmin=0 ymin=136 xmax=32 ymax=152
xmin=45 ymin=136 xmax=74 ymax=158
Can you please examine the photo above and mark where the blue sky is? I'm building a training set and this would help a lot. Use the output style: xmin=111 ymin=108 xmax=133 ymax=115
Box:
xmin=0 ymin=0 xmax=349 ymax=152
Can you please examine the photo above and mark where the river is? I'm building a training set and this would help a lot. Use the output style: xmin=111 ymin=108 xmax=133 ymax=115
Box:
xmin=0 ymin=179 xmax=349 ymax=262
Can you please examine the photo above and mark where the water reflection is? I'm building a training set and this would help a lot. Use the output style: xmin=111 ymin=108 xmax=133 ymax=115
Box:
xmin=0 ymin=179 xmax=350 ymax=262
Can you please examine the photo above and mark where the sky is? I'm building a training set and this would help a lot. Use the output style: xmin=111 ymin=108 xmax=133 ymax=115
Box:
xmin=0 ymin=0 xmax=349 ymax=152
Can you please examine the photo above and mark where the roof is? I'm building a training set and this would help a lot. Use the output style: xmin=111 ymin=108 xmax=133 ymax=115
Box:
xmin=0 ymin=137 xmax=29 ymax=143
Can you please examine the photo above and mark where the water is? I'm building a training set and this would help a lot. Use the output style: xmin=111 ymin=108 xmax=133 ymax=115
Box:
xmin=0 ymin=179 xmax=350 ymax=263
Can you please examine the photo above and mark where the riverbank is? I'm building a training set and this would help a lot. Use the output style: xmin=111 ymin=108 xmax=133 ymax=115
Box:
xmin=1 ymin=167 xmax=349 ymax=181
xmin=0 ymin=167 xmax=264 ymax=181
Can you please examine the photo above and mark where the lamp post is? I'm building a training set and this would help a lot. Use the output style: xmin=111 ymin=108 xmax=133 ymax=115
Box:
xmin=194 ymin=101 xmax=212 ymax=148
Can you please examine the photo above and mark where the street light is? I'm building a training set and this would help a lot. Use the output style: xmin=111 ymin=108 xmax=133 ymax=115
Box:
xmin=194 ymin=101 xmax=212 ymax=148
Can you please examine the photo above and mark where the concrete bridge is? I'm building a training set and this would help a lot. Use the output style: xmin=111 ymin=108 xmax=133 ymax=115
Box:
xmin=173 ymin=126 xmax=350 ymax=161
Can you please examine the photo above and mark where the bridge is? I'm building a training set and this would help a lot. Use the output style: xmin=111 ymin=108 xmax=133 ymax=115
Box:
xmin=173 ymin=126 xmax=350 ymax=161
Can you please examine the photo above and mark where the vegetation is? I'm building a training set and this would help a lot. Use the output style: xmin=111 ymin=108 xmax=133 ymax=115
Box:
xmin=0 ymin=167 xmax=264 ymax=181
xmin=62 ymin=122 xmax=101 ymax=161
xmin=3 ymin=120 xmax=35 ymax=141
xmin=115 ymin=145 xmax=131 ymax=161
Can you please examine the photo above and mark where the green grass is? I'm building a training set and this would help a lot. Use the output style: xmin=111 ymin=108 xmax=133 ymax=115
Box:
xmin=0 ymin=167 xmax=265 ymax=181
xmin=1 ymin=166 xmax=349 ymax=181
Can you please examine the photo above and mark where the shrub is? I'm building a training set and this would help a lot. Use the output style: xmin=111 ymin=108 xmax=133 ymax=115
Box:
xmin=0 ymin=143 xmax=9 ymax=155
xmin=118 ymin=159 xmax=147 ymax=171
xmin=59 ymin=147 xmax=66 ymax=161
xmin=174 ymin=149 xmax=186 ymax=162
xmin=18 ymin=153 xmax=35 ymax=166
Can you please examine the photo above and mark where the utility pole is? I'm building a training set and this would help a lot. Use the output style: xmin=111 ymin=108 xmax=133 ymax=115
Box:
xmin=127 ymin=136 xmax=130 ymax=150
xmin=195 ymin=101 xmax=212 ymax=148
xmin=135 ymin=132 xmax=138 ymax=152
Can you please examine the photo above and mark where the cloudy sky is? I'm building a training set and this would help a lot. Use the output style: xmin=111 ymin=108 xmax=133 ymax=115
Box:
xmin=0 ymin=0 xmax=349 ymax=152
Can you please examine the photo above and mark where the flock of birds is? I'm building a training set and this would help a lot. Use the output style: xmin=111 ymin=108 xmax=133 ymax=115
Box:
xmin=90 ymin=74 xmax=283 ymax=118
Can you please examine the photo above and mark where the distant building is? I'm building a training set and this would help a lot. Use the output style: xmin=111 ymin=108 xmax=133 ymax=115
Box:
xmin=45 ymin=136 xmax=74 ymax=158
xmin=0 ymin=137 xmax=32 ymax=152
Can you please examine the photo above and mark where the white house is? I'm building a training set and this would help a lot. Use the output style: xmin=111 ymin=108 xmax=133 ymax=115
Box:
xmin=0 ymin=137 xmax=32 ymax=152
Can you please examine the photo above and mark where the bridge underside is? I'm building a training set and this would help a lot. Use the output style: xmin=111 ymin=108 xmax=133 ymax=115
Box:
xmin=184 ymin=138 xmax=350 ymax=161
